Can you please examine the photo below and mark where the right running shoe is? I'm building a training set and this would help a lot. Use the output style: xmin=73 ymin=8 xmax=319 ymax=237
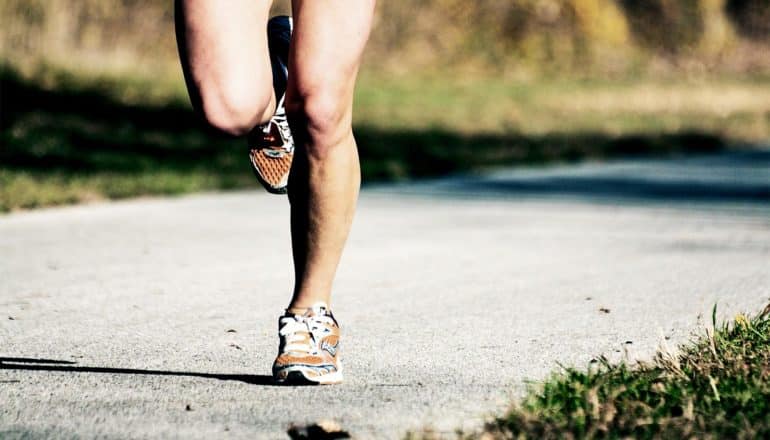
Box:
xmin=272 ymin=302 xmax=343 ymax=385
xmin=249 ymin=16 xmax=294 ymax=194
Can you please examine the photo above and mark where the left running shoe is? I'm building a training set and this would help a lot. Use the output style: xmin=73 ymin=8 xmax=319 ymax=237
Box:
xmin=249 ymin=16 xmax=294 ymax=194
xmin=272 ymin=302 xmax=343 ymax=385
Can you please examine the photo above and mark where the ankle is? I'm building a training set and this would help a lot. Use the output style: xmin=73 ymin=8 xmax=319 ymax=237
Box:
xmin=286 ymin=299 xmax=331 ymax=315
xmin=286 ymin=306 xmax=311 ymax=315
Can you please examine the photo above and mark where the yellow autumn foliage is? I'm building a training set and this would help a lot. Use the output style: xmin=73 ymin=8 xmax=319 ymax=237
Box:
xmin=1 ymin=0 xmax=768 ymax=76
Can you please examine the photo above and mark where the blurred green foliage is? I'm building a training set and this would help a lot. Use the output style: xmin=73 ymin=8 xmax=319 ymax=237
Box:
xmin=2 ymin=1 xmax=769 ymax=211
xmin=5 ymin=63 xmax=769 ymax=212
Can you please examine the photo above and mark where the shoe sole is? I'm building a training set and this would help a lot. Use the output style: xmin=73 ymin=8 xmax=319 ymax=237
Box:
xmin=273 ymin=367 xmax=343 ymax=386
xmin=248 ymin=147 xmax=291 ymax=195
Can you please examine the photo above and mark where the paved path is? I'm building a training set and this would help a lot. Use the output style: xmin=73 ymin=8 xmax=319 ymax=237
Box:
xmin=2 ymin=151 xmax=769 ymax=439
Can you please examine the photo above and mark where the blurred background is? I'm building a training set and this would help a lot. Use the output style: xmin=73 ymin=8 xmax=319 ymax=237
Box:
xmin=1 ymin=0 xmax=769 ymax=211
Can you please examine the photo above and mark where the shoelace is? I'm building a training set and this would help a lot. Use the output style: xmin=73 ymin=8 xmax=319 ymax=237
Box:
xmin=261 ymin=95 xmax=294 ymax=153
xmin=279 ymin=312 xmax=335 ymax=354
xmin=279 ymin=316 xmax=312 ymax=353
xmin=307 ymin=314 xmax=335 ymax=336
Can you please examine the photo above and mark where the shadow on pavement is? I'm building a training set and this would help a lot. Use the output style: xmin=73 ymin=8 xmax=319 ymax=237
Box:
xmin=1 ymin=65 xmax=725 ymax=181
xmin=0 ymin=357 xmax=276 ymax=386
xmin=388 ymin=150 xmax=770 ymax=206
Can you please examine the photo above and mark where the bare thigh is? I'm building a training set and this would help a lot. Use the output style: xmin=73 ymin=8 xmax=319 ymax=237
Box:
xmin=175 ymin=0 xmax=274 ymax=135
xmin=286 ymin=0 xmax=376 ymax=147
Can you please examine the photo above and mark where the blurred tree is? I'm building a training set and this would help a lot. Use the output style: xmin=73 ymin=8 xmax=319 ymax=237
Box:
xmin=1 ymin=0 xmax=767 ymax=76
xmin=726 ymin=0 xmax=770 ymax=40
xmin=619 ymin=0 xmax=705 ymax=55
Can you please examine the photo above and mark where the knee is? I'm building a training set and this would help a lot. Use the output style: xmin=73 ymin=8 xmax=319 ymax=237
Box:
xmin=286 ymin=90 xmax=351 ymax=160
xmin=198 ymin=82 xmax=273 ymax=136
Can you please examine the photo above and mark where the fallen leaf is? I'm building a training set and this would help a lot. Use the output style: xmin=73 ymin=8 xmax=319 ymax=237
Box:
xmin=287 ymin=420 xmax=350 ymax=440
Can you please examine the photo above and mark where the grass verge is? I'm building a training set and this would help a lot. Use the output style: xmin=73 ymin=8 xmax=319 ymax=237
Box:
xmin=456 ymin=303 xmax=770 ymax=439
xmin=3 ymin=64 xmax=769 ymax=212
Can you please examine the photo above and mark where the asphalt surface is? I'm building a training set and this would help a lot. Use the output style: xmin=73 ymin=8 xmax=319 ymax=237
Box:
xmin=2 ymin=151 xmax=769 ymax=439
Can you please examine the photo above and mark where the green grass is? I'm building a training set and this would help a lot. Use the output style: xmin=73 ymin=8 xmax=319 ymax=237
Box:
xmin=455 ymin=303 xmax=770 ymax=439
xmin=2 ymin=64 xmax=770 ymax=212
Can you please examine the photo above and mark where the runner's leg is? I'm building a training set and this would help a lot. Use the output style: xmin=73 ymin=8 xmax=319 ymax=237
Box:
xmin=286 ymin=0 xmax=376 ymax=309
xmin=175 ymin=0 xmax=275 ymax=136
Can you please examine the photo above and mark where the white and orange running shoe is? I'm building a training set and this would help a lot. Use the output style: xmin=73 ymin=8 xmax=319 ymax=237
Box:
xmin=249 ymin=16 xmax=294 ymax=194
xmin=272 ymin=302 xmax=343 ymax=385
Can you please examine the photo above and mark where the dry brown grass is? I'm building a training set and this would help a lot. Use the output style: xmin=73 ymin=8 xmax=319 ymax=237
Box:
xmin=354 ymin=74 xmax=770 ymax=140
xmin=539 ymin=82 xmax=770 ymax=115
